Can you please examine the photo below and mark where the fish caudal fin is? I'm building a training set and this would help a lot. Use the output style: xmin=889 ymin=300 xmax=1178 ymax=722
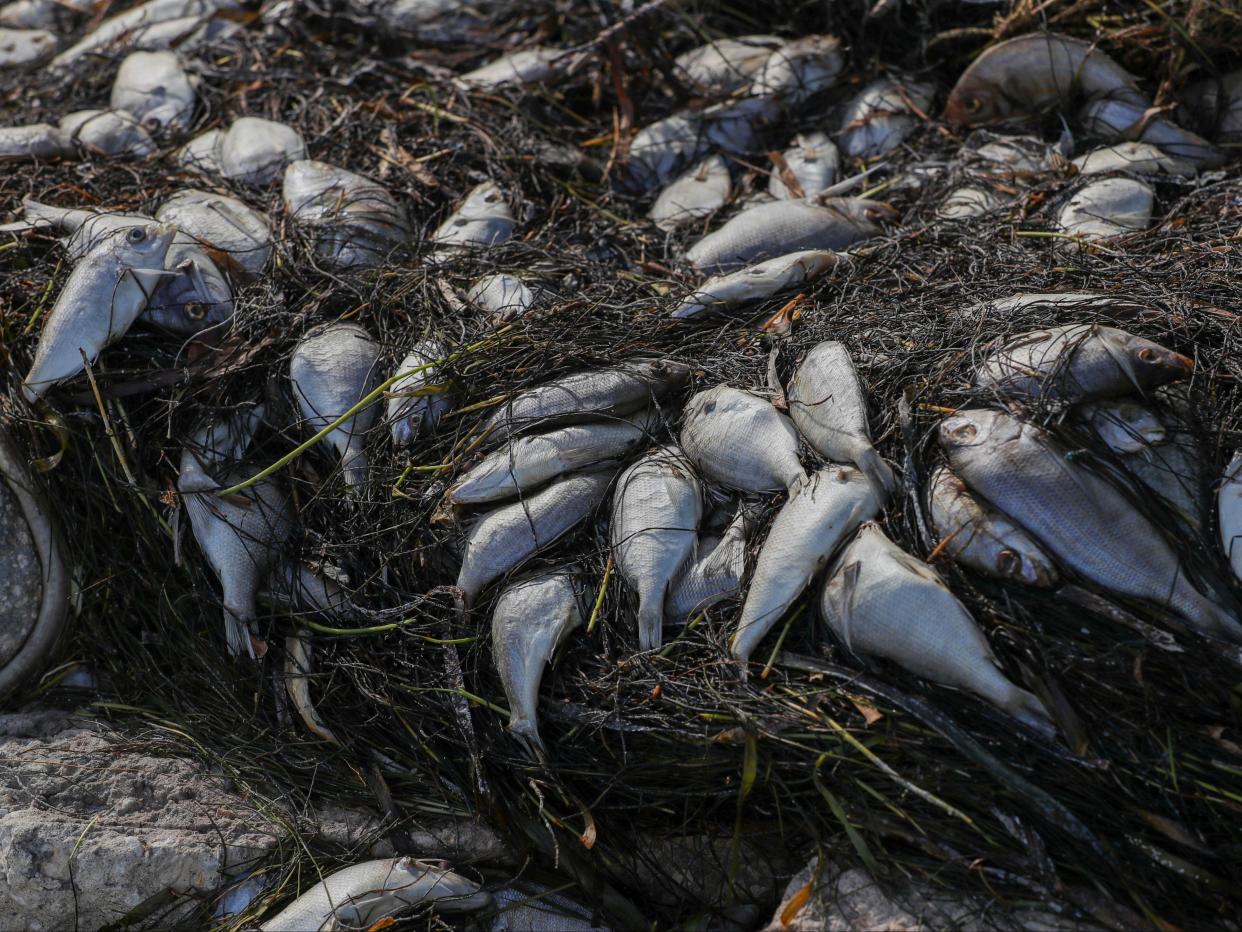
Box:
xmin=856 ymin=446 xmax=898 ymax=501
xmin=1006 ymin=686 xmax=1057 ymax=740
xmin=341 ymin=444 xmax=369 ymax=488
xmin=637 ymin=597 xmax=664 ymax=652
xmin=508 ymin=716 xmax=546 ymax=760
xmin=223 ymin=610 xmax=255 ymax=659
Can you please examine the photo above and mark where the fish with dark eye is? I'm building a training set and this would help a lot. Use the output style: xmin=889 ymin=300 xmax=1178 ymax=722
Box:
xmin=282 ymin=159 xmax=410 ymax=268
xmin=674 ymin=34 xmax=782 ymax=96
xmin=769 ymin=132 xmax=839 ymax=199
xmin=748 ymin=34 xmax=845 ymax=105
xmin=0 ymin=25 xmax=57 ymax=66
xmin=650 ymin=155 xmax=733 ymax=232
xmin=925 ymin=465 xmax=1058 ymax=588
xmin=673 ymin=250 xmax=839 ymax=320
xmin=837 ymin=77 xmax=935 ymax=160
xmin=110 ymin=50 xmax=196 ymax=134
xmin=681 ymin=385 xmax=806 ymax=493
xmin=939 ymin=408 xmax=1241 ymax=642
xmin=387 ymin=339 xmax=453 ymax=448
xmin=1077 ymin=398 xmax=1167 ymax=454
xmin=59 ymin=109 xmax=156 ymax=157
xmin=220 ymin=116 xmax=307 ymax=185
xmin=430 ymin=180 xmax=515 ymax=260
xmin=821 ymin=522 xmax=1054 ymax=735
xmin=975 ymin=324 xmax=1193 ymax=404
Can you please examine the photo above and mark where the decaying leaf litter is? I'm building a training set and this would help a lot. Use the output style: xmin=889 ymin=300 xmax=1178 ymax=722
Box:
xmin=2 ymin=0 xmax=1242 ymax=927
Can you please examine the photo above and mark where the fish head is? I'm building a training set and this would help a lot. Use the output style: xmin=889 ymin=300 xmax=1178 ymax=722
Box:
xmin=842 ymin=198 xmax=899 ymax=226
xmin=1098 ymin=328 xmax=1194 ymax=391
xmin=1083 ymin=399 xmax=1167 ymax=453
xmin=389 ymin=857 xmax=493 ymax=912
xmin=994 ymin=544 xmax=1059 ymax=588
xmin=944 ymin=78 xmax=1008 ymax=127
xmin=110 ymin=221 xmax=177 ymax=265
xmin=938 ymin=407 xmax=1019 ymax=455
xmin=145 ymin=257 xmax=234 ymax=334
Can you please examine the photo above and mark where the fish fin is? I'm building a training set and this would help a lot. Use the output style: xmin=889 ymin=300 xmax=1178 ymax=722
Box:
xmin=341 ymin=444 xmax=369 ymax=488
xmin=1007 ymin=687 xmax=1057 ymax=740
xmin=509 ymin=717 xmax=547 ymax=761
xmin=223 ymin=611 xmax=255 ymax=659
xmin=125 ymin=266 xmax=177 ymax=300
xmin=637 ymin=596 xmax=664 ymax=652
xmin=856 ymin=446 xmax=898 ymax=502
xmin=1095 ymin=327 xmax=1146 ymax=394
xmin=834 ymin=561 xmax=863 ymax=653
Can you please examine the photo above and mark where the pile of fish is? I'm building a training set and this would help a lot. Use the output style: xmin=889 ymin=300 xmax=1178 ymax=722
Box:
xmin=3 ymin=0 xmax=1242 ymax=926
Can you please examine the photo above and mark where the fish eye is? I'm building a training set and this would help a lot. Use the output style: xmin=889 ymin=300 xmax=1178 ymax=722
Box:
xmin=864 ymin=207 xmax=884 ymax=221
xmin=997 ymin=549 xmax=1018 ymax=574
xmin=963 ymin=95 xmax=983 ymax=113
xmin=185 ymin=302 xmax=207 ymax=320
xmin=948 ymin=421 xmax=977 ymax=441
xmin=1137 ymin=348 xmax=1156 ymax=363
xmin=144 ymin=116 xmax=162 ymax=132
xmin=127 ymin=227 xmax=147 ymax=244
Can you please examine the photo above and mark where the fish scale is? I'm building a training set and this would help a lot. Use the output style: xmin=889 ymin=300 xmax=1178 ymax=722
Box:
xmin=681 ymin=384 xmax=806 ymax=493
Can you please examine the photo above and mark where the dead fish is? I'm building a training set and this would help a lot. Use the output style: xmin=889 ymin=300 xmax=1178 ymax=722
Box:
xmin=787 ymin=341 xmax=896 ymax=499
xmin=110 ymin=50 xmax=196 ymax=134
xmin=674 ymin=34 xmax=782 ymax=96
xmin=925 ymin=465 xmax=1058 ymax=587
xmin=610 ymin=447 xmax=703 ymax=650
xmin=283 ymin=631 xmax=338 ymax=744
xmin=0 ymin=426 xmax=72 ymax=700
xmin=681 ymin=385 xmax=806 ymax=492
xmin=976 ymin=323 xmax=1192 ymax=404
xmin=387 ymin=339 xmax=453 ymax=448
xmin=1121 ymin=423 xmax=1204 ymax=536
xmin=155 ymin=189 xmax=273 ymax=278
xmin=684 ymin=197 xmax=892 ymax=272
xmin=838 ymin=77 xmax=935 ymax=160
xmin=0 ymin=24 xmax=55 ymax=65
xmin=485 ymin=881 xmax=598 ymax=932
xmin=467 ymin=273 xmax=534 ymax=324
xmin=0 ymin=123 xmax=73 ymax=160
xmin=673 ymin=249 xmax=839 ymax=320
xmin=1219 ymin=452 xmax=1242 ymax=584
xmin=450 ymin=409 xmax=657 ymax=505
xmin=972 ymin=290 xmax=1157 ymax=318
xmin=1181 ymin=69 xmax=1242 ymax=144
xmin=0 ymin=0 xmax=89 ymax=29
xmin=481 ymin=358 xmax=690 ymax=444
xmin=176 ymin=126 xmax=223 ymax=174
xmin=731 ymin=466 xmax=881 ymax=669
xmin=939 ymin=408 xmax=1241 ymax=641
xmin=430 ymin=180 xmax=514 ymax=258
xmin=358 ymin=0 xmax=490 ymax=44
xmin=700 ymin=95 xmax=781 ymax=153
xmin=456 ymin=469 xmax=613 ymax=605
xmin=1071 ymin=142 xmax=1196 ymax=177
xmin=1078 ymin=398 xmax=1167 ymax=454
xmin=944 ymin=32 xmax=1145 ymax=126
xmin=22 ymin=222 xmax=175 ymax=402
xmin=821 ymin=522 xmax=1054 ymax=733
xmin=461 ymin=46 xmax=561 ymax=88
xmin=59 ymin=109 xmax=156 ymax=157
xmin=289 ymin=323 xmax=383 ymax=488
xmin=649 ymin=154 xmax=733 ymax=232
xmin=51 ymin=0 xmax=239 ymax=68
xmin=938 ymin=184 xmax=1009 ymax=219
xmin=179 ymin=406 xmax=295 ymax=658
xmin=748 ymin=34 xmax=845 ymax=105
xmin=969 ymin=134 xmax=1051 ymax=174
xmin=1057 ymin=176 xmax=1154 ymax=241
xmin=491 ymin=571 xmax=582 ymax=753
xmin=221 ymin=117 xmax=308 ymax=185
xmin=262 ymin=559 xmax=356 ymax=621
xmin=282 ymin=159 xmax=409 ymax=268
xmin=769 ymin=132 xmax=839 ymax=199
xmin=260 ymin=857 xmax=491 ymax=932
xmin=666 ymin=504 xmax=758 ymax=621
xmin=1078 ymin=96 xmax=1224 ymax=169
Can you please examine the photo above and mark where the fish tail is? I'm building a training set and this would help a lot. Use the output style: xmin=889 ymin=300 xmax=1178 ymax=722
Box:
xmin=1006 ymin=686 xmax=1057 ymax=740
xmin=508 ymin=717 xmax=546 ymax=760
xmin=223 ymin=610 xmax=255 ymax=659
xmin=637 ymin=597 xmax=664 ymax=652
xmin=341 ymin=444 xmax=369 ymax=487
xmin=856 ymin=446 xmax=898 ymax=501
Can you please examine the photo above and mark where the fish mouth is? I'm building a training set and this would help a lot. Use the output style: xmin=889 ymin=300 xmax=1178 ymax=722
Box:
xmin=1169 ymin=352 xmax=1195 ymax=375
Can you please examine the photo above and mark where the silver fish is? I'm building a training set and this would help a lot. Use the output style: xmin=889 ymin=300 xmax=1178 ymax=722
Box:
xmin=355 ymin=0 xmax=490 ymax=44
xmin=938 ymin=184 xmax=1009 ymax=219
xmin=262 ymin=559 xmax=356 ymax=621
xmin=283 ymin=630 xmax=338 ymax=744
xmin=290 ymin=323 xmax=383 ymax=488
xmin=467 ymin=273 xmax=534 ymax=324
xmin=59 ymin=109 xmax=156 ymax=157
xmin=179 ymin=406 xmax=294 ymax=658
xmin=155 ymin=188 xmax=272 ymax=279
xmin=221 ymin=117 xmax=307 ymax=185
xmin=731 ymin=466 xmax=881 ymax=669
xmin=486 ymin=881 xmax=598 ymax=932
xmin=0 ymin=123 xmax=73 ymax=160
xmin=748 ymin=34 xmax=845 ymax=105
xmin=1071 ymin=141 xmax=1196 ymax=177
xmin=838 ymin=77 xmax=935 ymax=160
xmin=976 ymin=323 xmax=1193 ymax=404
xmin=260 ymin=857 xmax=491 ymax=932
xmin=50 ymin=0 xmax=237 ymax=68
xmin=1181 ymin=69 xmax=1242 ymax=144
xmin=22 ymin=222 xmax=175 ymax=402
xmin=387 ymin=339 xmax=452 ymax=448
xmin=0 ymin=0 xmax=89 ymax=29
xmin=430 ymin=180 xmax=515 ymax=258
xmin=1121 ymin=424 xmax=1204 ymax=536
xmin=673 ymin=34 xmax=782 ymax=96
xmin=456 ymin=469 xmax=613 ymax=604
xmin=1078 ymin=96 xmax=1224 ymax=169
xmin=461 ymin=46 xmax=561 ymax=88
xmin=1057 ymin=176 xmax=1153 ymax=241
xmin=176 ymin=126 xmax=222 ymax=174
xmin=0 ymin=25 xmax=55 ymax=65
xmin=699 ymin=95 xmax=780 ymax=153
xmin=1219 ymin=452 xmax=1242 ymax=584
xmin=491 ymin=571 xmax=582 ymax=752
xmin=673 ymin=249 xmax=838 ymax=320
xmin=681 ymin=385 xmax=806 ymax=493
xmin=821 ymin=522 xmax=1053 ymax=733
xmin=1078 ymin=398 xmax=1167 ymax=453
xmin=110 ymin=50 xmax=196 ymax=133
xmin=450 ymin=409 xmax=656 ymax=505
xmin=939 ymin=408 xmax=1241 ymax=641
xmin=282 ymin=159 xmax=409 ymax=268
xmin=972 ymin=290 xmax=1157 ymax=318
xmin=610 ymin=447 xmax=703 ymax=650
xmin=925 ymin=465 xmax=1058 ymax=587
xmin=649 ymin=154 xmax=733 ymax=232
xmin=665 ymin=504 xmax=758 ymax=622
xmin=769 ymin=132 xmax=839 ymax=199
xmin=787 ymin=340 xmax=896 ymax=498
xmin=684 ymin=197 xmax=892 ymax=273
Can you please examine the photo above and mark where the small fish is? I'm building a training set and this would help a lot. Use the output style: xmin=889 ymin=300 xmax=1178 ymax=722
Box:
xmin=944 ymin=32 xmax=1145 ymax=126
xmin=673 ymin=249 xmax=838 ymax=319
xmin=283 ymin=631 xmax=339 ymax=744
xmin=665 ymin=504 xmax=759 ymax=621
xmin=627 ymin=112 xmax=705 ymax=195
xmin=1180 ymin=69 xmax=1242 ymax=144
xmin=456 ymin=469 xmax=613 ymax=605
xmin=925 ymin=465 xmax=1058 ymax=587
xmin=972 ymin=290 xmax=1156 ymax=318
xmin=837 ymin=77 xmax=935 ymax=160
xmin=731 ymin=466 xmax=881 ymax=670
xmin=1057 ymin=176 xmax=1154 ymax=241
xmin=220 ymin=116 xmax=307 ymax=185
xmin=450 ymin=409 xmax=656 ymax=504
xmin=467 ymin=273 xmax=534 ymax=324
xmin=176 ymin=126 xmax=223 ymax=174
xmin=50 ymin=0 xmax=236 ymax=68
xmin=769 ymin=132 xmax=839 ymax=199
xmin=1078 ymin=398 xmax=1167 ymax=453
xmin=1071 ymin=142 xmax=1196 ymax=177
xmin=968 ymin=134 xmax=1051 ymax=174
xmin=674 ymin=34 xmax=782 ymax=96
xmin=976 ymin=323 xmax=1192 ymax=404
xmin=787 ymin=340 xmax=896 ymax=498
xmin=1078 ymin=97 xmax=1224 ymax=170
xmin=486 ymin=881 xmax=598 ymax=932
xmin=461 ymin=46 xmax=561 ymax=88
xmin=282 ymin=159 xmax=409 ymax=268
xmin=940 ymin=408 xmax=1241 ymax=641
xmin=260 ymin=857 xmax=491 ymax=932
xmin=699 ymin=95 xmax=781 ymax=153
xmin=387 ymin=340 xmax=453 ymax=448
xmin=491 ymin=571 xmax=582 ymax=753
xmin=179 ymin=406 xmax=295 ymax=658
xmin=110 ymin=50 xmax=196 ymax=133
xmin=748 ymin=34 xmax=845 ymax=105
xmin=1219 ymin=452 xmax=1242 ymax=584
xmin=0 ymin=25 xmax=56 ymax=66
xmin=1120 ymin=421 xmax=1204 ymax=536
xmin=0 ymin=123 xmax=73 ymax=160
xmin=0 ymin=0 xmax=89 ymax=29
xmin=821 ymin=523 xmax=1054 ymax=734
xmin=610 ymin=447 xmax=703 ymax=650
xmin=938 ymin=184 xmax=1009 ymax=219
xmin=681 ymin=385 xmax=806 ymax=493
xmin=290 ymin=323 xmax=383 ymax=488
xmin=155 ymin=189 xmax=273 ymax=279
xmin=684 ymin=197 xmax=892 ymax=272
xmin=262 ymin=559 xmax=357 ymax=621
xmin=430 ymin=180 xmax=514 ymax=258
xmin=59 ymin=109 xmax=156 ymax=157
xmin=649 ymin=155 xmax=733 ymax=232
xmin=22 ymin=222 xmax=175 ymax=402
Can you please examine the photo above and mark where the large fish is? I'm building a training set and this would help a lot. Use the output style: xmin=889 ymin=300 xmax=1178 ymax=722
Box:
xmin=649 ymin=154 xmax=733 ymax=232
xmin=821 ymin=523 xmax=1053 ymax=734
xmin=610 ymin=447 xmax=703 ymax=650
xmin=1057 ymin=176 xmax=1154 ymax=241
xmin=59 ymin=109 xmax=156 ymax=158
xmin=283 ymin=159 xmax=410 ymax=268
xmin=837 ymin=77 xmax=935 ymax=160
xmin=681 ymin=385 xmax=806 ymax=493
xmin=672 ymin=250 xmax=839 ymax=319
xmin=387 ymin=339 xmax=453 ymax=448
xmin=665 ymin=504 xmax=758 ymax=622
xmin=22 ymin=221 xmax=175 ymax=402
xmin=939 ymin=408 xmax=1241 ymax=641
xmin=110 ymin=50 xmax=196 ymax=133
xmin=731 ymin=466 xmax=881 ymax=670
xmin=673 ymin=34 xmax=782 ymax=96
xmin=975 ymin=324 xmax=1193 ymax=404
xmin=769 ymin=132 xmax=839 ymax=199
xmin=456 ymin=469 xmax=613 ymax=605
xmin=787 ymin=340 xmax=896 ymax=498
xmin=491 ymin=571 xmax=582 ymax=753
xmin=155 ymin=189 xmax=273 ymax=279
xmin=748 ymin=34 xmax=845 ymax=105
xmin=260 ymin=857 xmax=490 ymax=931
xmin=683 ymin=198 xmax=892 ymax=273
xmin=1078 ymin=96 xmax=1224 ymax=169
xmin=925 ymin=465 xmax=1058 ymax=587
xmin=221 ymin=117 xmax=307 ymax=185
